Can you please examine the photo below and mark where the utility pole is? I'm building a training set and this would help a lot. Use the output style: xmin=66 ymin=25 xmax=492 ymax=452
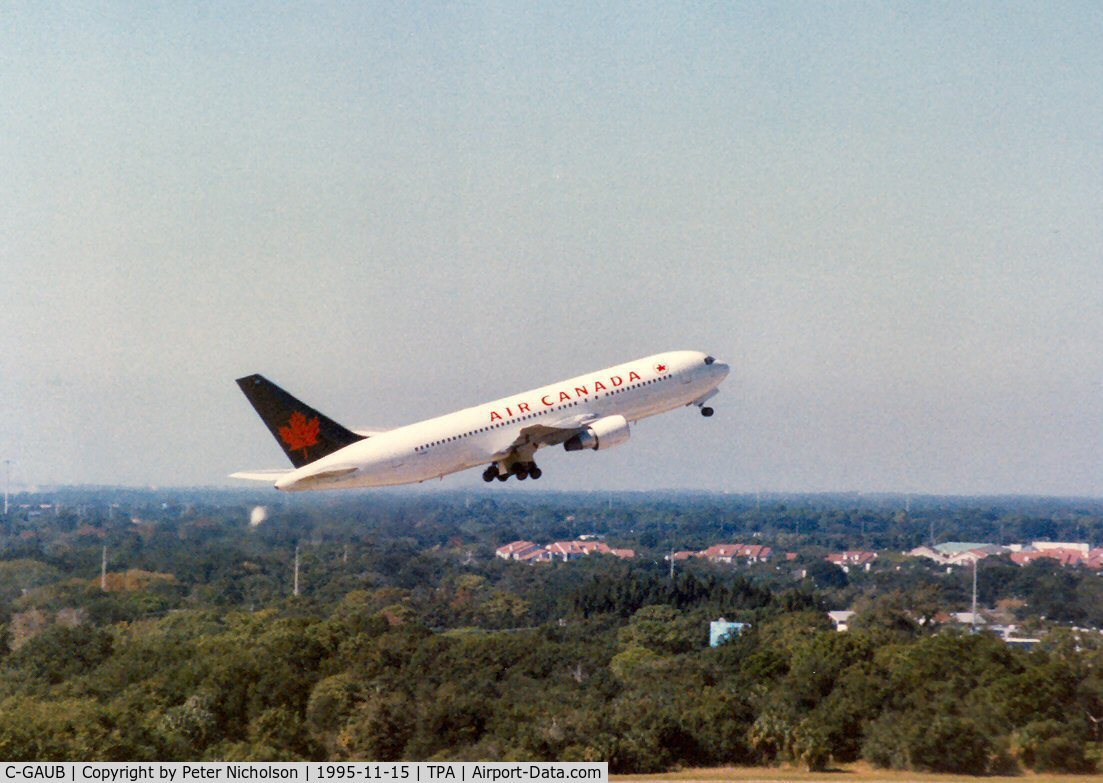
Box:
xmin=343 ymin=544 xmax=348 ymax=565
xmin=971 ymin=556 xmax=978 ymax=633
xmin=669 ymin=547 xmax=675 ymax=580
xmin=3 ymin=459 xmax=12 ymax=516
xmin=100 ymin=545 xmax=108 ymax=592
xmin=293 ymin=544 xmax=300 ymax=597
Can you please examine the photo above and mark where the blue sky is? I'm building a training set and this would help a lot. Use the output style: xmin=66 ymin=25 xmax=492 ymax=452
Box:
xmin=2 ymin=2 xmax=1101 ymax=494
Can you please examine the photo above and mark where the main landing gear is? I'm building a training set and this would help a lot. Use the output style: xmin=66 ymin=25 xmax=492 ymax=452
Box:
xmin=482 ymin=462 xmax=542 ymax=482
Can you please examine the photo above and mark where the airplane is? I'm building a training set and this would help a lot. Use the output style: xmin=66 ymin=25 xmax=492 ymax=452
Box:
xmin=232 ymin=350 xmax=730 ymax=491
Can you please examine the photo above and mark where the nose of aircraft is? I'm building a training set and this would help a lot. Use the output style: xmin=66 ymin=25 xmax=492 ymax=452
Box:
xmin=703 ymin=354 xmax=730 ymax=380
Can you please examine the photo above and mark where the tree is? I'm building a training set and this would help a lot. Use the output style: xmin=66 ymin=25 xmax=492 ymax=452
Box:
xmin=1018 ymin=720 xmax=1095 ymax=773
xmin=9 ymin=624 xmax=113 ymax=684
xmin=863 ymin=712 xmax=993 ymax=774
xmin=617 ymin=605 xmax=701 ymax=655
xmin=339 ymin=693 xmax=415 ymax=760
xmin=609 ymin=645 xmax=662 ymax=684
xmin=804 ymin=560 xmax=848 ymax=590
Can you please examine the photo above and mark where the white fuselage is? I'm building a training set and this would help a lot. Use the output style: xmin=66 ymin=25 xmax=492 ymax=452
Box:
xmin=274 ymin=350 xmax=729 ymax=491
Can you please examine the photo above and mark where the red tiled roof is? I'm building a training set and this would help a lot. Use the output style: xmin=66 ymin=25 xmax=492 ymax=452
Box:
xmin=1010 ymin=549 xmax=1085 ymax=569
xmin=547 ymin=541 xmax=586 ymax=555
xmin=545 ymin=540 xmax=620 ymax=557
xmin=1010 ymin=549 xmax=1084 ymax=566
xmin=700 ymin=543 xmax=773 ymax=560
xmin=496 ymin=540 xmax=537 ymax=556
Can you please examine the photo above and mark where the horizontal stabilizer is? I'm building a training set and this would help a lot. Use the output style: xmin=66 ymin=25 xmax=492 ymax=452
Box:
xmin=230 ymin=469 xmax=292 ymax=482
xmin=276 ymin=465 xmax=359 ymax=491
xmin=299 ymin=466 xmax=359 ymax=481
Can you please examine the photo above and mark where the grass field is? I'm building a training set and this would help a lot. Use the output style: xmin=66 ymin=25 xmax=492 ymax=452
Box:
xmin=613 ymin=762 xmax=1101 ymax=783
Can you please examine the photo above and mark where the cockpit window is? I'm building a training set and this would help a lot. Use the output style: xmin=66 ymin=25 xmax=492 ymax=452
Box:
xmin=704 ymin=355 xmax=715 ymax=365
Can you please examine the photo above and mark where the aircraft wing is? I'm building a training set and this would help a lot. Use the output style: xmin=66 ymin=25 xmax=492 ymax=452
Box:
xmin=230 ymin=469 xmax=292 ymax=482
xmin=494 ymin=413 xmax=599 ymax=456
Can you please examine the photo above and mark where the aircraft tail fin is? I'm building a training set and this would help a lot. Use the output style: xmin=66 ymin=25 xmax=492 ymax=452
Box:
xmin=235 ymin=374 xmax=366 ymax=468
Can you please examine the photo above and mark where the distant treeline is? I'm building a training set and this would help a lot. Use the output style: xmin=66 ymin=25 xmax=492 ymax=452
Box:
xmin=0 ymin=489 xmax=1100 ymax=771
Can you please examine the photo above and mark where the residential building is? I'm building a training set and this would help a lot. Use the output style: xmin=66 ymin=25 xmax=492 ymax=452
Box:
xmin=496 ymin=541 xmax=544 ymax=561
xmin=1032 ymin=541 xmax=1090 ymax=554
xmin=951 ymin=612 xmax=986 ymax=626
xmin=908 ymin=542 xmax=1007 ymax=566
xmin=517 ymin=547 xmax=552 ymax=563
xmin=1010 ymin=548 xmax=1084 ymax=567
xmin=826 ymin=551 xmax=877 ymax=573
xmin=946 ymin=549 xmax=993 ymax=567
xmin=828 ymin=610 xmax=856 ymax=632
xmin=698 ymin=543 xmax=773 ymax=564
xmin=500 ymin=538 xmax=634 ymax=564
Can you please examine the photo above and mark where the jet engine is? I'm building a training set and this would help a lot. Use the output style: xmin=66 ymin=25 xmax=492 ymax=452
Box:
xmin=564 ymin=415 xmax=631 ymax=451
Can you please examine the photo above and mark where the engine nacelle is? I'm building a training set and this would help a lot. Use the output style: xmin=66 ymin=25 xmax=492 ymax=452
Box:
xmin=564 ymin=415 xmax=631 ymax=452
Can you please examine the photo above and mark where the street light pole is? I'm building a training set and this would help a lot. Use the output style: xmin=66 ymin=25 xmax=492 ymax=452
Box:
xmin=2 ymin=459 xmax=12 ymax=516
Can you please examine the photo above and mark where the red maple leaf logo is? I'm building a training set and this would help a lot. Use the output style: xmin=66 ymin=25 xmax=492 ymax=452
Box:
xmin=655 ymin=363 xmax=667 ymax=373
xmin=279 ymin=411 xmax=320 ymax=460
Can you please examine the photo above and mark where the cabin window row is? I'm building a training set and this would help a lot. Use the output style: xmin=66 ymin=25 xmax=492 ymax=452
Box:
xmin=413 ymin=372 xmax=674 ymax=452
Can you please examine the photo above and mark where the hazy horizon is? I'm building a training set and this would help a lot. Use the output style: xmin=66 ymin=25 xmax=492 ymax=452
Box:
xmin=3 ymin=3 xmax=1101 ymax=495
xmin=7 ymin=483 xmax=1103 ymax=505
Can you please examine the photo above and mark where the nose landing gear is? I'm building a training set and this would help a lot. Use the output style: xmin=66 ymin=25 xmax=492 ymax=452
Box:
xmin=700 ymin=406 xmax=714 ymax=417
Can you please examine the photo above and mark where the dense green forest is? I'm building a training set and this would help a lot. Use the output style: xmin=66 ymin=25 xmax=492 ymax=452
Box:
xmin=1 ymin=488 xmax=1102 ymax=772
